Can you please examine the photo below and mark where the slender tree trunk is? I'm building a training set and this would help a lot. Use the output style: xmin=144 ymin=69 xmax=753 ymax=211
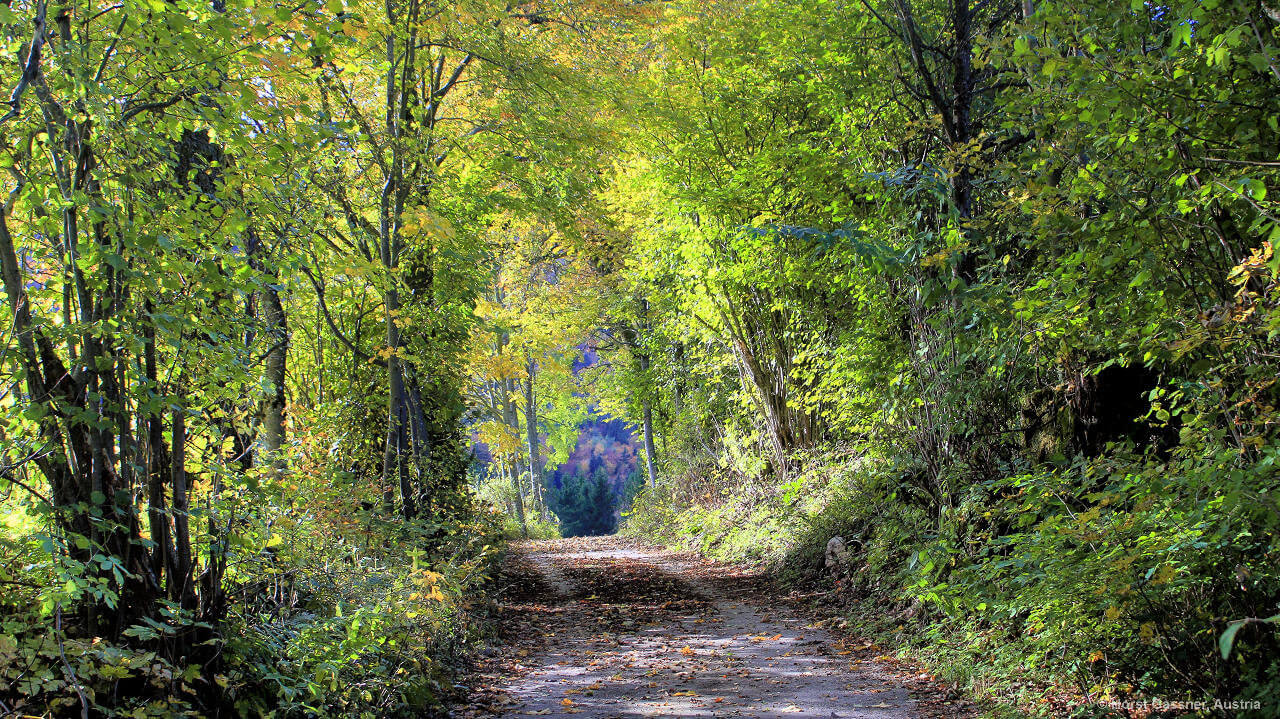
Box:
xmin=641 ymin=399 xmax=658 ymax=490
xmin=260 ymin=281 xmax=288 ymax=464
xmin=404 ymin=368 xmax=433 ymax=466
xmin=377 ymin=18 xmax=417 ymax=521
xmin=384 ymin=348 xmax=416 ymax=520
xmin=315 ymin=299 xmax=324 ymax=404
xmin=497 ymin=330 xmax=527 ymax=535
xmin=142 ymin=301 xmax=174 ymax=599
xmin=523 ymin=355 xmax=542 ymax=511
xmin=534 ymin=472 xmax=549 ymax=522
xmin=508 ymin=452 xmax=527 ymax=536
xmin=638 ymin=351 xmax=659 ymax=490
xmin=170 ymin=406 xmax=191 ymax=610
xmin=398 ymin=383 xmax=415 ymax=519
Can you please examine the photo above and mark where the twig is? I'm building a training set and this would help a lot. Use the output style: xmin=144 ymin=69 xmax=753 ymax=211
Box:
xmin=1201 ymin=157 xmax=1280 ymax=168
xmin=94 ymin=13 xmax=129 ymax=83
xmin=54 ymin=606 xmax=90 ymax=719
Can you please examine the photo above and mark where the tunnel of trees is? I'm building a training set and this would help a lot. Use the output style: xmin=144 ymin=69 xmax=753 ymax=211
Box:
xmin=1 ymin=0 xmax=1279 ymax=715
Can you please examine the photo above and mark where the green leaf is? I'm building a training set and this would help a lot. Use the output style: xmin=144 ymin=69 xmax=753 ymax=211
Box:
xmin=1220 ymin=615 xmax=1280 ymax=659
xmin=1220 ymin=619 xmax=1247 ymax=659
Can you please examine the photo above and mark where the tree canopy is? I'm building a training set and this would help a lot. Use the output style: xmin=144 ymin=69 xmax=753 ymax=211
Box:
xmin=2 ymin=0 xmax=1279 ymax=714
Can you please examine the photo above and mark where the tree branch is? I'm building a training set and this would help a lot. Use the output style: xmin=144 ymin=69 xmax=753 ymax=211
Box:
xmin=0 ymin=2 xmax=48 ymax=124
xmin=299 ymin=263 xmax=382 ymax=366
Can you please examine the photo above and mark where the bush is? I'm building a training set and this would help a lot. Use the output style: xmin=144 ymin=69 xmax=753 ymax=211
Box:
xmin=623 ymin=441 xmax=1280 ymax=716
xmin=0 ymin=458 xmax=504 ymax=718
xmin=475 ymin=476 xmax=561 ymax=540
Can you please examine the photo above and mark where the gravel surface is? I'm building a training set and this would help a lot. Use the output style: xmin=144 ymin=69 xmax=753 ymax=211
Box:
xmin=460 ymin=536 xmax=964 ymax=719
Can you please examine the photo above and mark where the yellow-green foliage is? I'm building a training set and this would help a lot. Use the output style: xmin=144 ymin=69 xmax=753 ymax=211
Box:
xmin=475 ymin=477 xmax=562 ymax=540
xmin=625 ymin=441 xmax=1280 ymax=716
xmin=0 ymin=464 xmax=504 ymax=718
xmin=622 ymin=448 xmax=873 ymax=567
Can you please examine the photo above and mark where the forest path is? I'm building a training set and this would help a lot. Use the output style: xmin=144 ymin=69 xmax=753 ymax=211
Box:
xmin=460 ymin=536 xmax=958 ymax=719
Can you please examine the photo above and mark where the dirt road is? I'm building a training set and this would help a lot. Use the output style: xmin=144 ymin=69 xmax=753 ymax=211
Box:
xmin=461 ymin=536 xmax=966 ymax=718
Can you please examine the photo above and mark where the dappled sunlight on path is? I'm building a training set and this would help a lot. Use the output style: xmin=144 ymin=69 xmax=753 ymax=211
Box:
xmin=461 ymin=537 xmax=963 ymax=719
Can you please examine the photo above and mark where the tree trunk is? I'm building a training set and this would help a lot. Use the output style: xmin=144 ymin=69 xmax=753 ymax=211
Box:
xmin=403 ymin=366 xmax=433 ymax=467
xmin=508 ymin=451 xmax=527 ymax=536
xmin=170 ymin=406 xmax=192 ymax=612
xmin=639 ymin=351 xmax=659 ymax=489
xmin=641 ymin=399 xmax=658 ymax=490
xmin=497 ymin=330 xmax=527 ymax=535
xmin=383 ymin=345 xmax=416 ymax=520
xmin=523 ymin=355 xmax=542 ymax=512
xmin=142 ymin=300 xmax=175 ymax=600
xmin=260 ymin=281 xmax=288 ymax=464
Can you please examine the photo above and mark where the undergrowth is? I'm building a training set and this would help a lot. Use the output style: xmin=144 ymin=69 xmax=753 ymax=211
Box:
xmin=621 ymin=444 xmax=1280 ymax=718
xmin=0 ymin=462 xmax=505 ymax=718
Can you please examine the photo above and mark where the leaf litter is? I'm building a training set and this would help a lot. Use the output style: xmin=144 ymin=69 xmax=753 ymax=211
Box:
xmin=460 ymin=536 xmax=973 ymax=718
